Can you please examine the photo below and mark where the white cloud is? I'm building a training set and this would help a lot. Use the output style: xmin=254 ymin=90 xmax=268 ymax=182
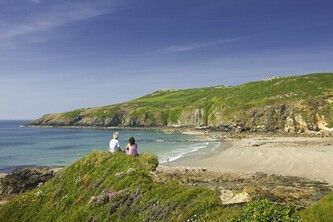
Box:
xmin=158 ymin=37 xmax=249 ymax=53
xmin=0 ymin=2 xmax=114 ymax=44
xmin=29 ymin=0 xmax=43 ymax=4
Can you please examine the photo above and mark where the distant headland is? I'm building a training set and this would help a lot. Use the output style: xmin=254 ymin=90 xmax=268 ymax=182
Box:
xmin=30 ymin=73 xmax=333 ymax=136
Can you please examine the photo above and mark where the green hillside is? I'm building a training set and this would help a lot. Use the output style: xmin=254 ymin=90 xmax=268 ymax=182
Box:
xmin=0 ymin=152 xmax=229 ymax=221
xmin=2 ymin=151 xmax=333 ymax=221
xmin=31 ymin=73 xmax=333 ymax=133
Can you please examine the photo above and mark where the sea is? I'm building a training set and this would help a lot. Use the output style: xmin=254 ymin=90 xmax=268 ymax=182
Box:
xmin=0 ymin=120 xmax=220 ymax=173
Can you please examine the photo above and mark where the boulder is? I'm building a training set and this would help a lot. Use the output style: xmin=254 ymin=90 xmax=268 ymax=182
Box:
xmin=0 ymin=167 xmax=59 ymax=194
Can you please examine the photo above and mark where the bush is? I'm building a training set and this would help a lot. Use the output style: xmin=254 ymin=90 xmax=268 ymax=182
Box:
xmin=229 ymin=199 xmax=300 ymax=222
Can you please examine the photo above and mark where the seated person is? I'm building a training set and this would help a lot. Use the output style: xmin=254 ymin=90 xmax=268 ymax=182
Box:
xmin=125 ymin=137 xmax=138 ymax=156
xmin=109 ymin=132 xmax=122 ymax=152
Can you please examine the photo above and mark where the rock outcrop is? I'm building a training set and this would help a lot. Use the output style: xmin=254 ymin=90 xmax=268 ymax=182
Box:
xmin=0 ymin=167 xmax=60 ymax=194
xmin=153 ymin=167 xmax=333 ymax=206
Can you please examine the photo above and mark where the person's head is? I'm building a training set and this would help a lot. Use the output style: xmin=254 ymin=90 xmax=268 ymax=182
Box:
xmin=129 ymin=137 xmax=135 ymax=145
xmin=113 ymin=132 xmax=119 ymax=139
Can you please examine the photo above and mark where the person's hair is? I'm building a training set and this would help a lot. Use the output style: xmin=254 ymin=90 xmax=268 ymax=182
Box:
xmin=113 ymin=132 xmax=119 ymax=139
xmin=129 ymin=137 xmax=135 ymax=145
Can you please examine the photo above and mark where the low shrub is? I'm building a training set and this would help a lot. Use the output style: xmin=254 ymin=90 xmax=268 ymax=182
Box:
xmin=229 ymin=199 xmax=300 ymax=222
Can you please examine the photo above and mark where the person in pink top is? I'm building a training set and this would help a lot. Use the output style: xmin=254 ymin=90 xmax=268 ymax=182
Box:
xmin=125 ymin=137 xmax=139 ymax=156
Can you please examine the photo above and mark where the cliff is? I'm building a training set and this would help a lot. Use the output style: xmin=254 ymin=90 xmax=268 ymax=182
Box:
xmin=31 ymin=73 xmax=333 ymax=134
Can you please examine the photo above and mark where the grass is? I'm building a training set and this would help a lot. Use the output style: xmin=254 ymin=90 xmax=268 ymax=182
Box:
xmin=1 ymin=150 xmax=333 ymax=221
xmin=31 ymin=73 xmax=333 ymax=129
xmin=229 ymin=199 xmax=300 ymax=222
xmin=0 ymin=152 xmax=231 ymax=222
xmin=300 ymin=191 xmax=333 ymax=222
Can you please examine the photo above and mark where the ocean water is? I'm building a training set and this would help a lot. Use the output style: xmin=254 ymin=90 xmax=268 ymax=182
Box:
xmin=0 ymin=120 xmax=219 ymax=173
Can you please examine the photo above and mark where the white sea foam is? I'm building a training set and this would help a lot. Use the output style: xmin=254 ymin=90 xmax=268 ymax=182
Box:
xmin=210 ymin=142 xmax=221 ymax=151
xmin=158 ymin=142 xmax=211 ymax=163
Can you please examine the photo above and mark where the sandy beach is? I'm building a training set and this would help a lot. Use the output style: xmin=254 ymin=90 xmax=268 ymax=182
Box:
xmin=164 ymin=135 xmax=333 ymax=184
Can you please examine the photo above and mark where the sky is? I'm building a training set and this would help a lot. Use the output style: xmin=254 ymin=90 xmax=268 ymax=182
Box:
xmin=1 ymin=0 xmax=333 ymax=120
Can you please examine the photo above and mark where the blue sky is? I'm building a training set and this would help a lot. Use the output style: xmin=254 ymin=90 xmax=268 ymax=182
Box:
xmin=1 ymin=0 xmax=333 ymax=119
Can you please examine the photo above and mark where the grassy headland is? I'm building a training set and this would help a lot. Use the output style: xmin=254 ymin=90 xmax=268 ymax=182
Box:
xmin=31 ymin=73 xmax=333 ymax=134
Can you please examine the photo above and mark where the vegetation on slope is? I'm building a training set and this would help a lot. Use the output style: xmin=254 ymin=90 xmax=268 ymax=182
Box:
xmin=0 ymin=152 xmax=229 ymax=221
xmin=2 ymin=151 xmax=333 ymax=221
xmin=31 ymin=73 xmax=333 ymax=133
xmin=300 ymin=191 xmax=333 ymax=221
xmin=229 ymin=199 xmax=300 ymax=222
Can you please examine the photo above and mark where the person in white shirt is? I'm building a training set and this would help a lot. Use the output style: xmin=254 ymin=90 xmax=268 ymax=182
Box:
xmin=109 ymin=132 xmax=122 ymax=152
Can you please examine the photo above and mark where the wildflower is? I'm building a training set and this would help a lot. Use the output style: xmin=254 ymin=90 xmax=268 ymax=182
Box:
xmin=108 ymin=192 xmax=116 ymax=201
xmin=115 ymin=172 xmax=125 ymax=178
xmin=74 ymin=176 xmax=82 ymax=184
xmin=34 ymin=190 xmax=43 ymax=198
xmin=127 ymin=168 xmax=136 ymax=175
xmin=61 ymin=194 xmax=68 ymax=202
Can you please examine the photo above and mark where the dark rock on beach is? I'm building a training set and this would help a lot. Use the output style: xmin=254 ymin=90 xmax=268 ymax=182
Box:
xmin=0 ymin=167 xmax=61 ymax=195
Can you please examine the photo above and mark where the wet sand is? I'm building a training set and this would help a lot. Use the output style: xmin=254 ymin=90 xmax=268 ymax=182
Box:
xmin=164 ymin=136 xmax=333 ymax=184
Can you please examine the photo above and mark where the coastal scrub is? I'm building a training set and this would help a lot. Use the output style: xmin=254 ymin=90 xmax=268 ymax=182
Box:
xmin=0 ymin=151 xmax=227 ymax=221
xmin=2 ymin=150 xmax=333 ymax=221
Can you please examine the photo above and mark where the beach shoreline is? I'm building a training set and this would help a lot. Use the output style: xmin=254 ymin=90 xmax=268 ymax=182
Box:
xmin=2 ymin=131 xmax=333 ymax=207
xmin=3 ymin=122 xmax=333 ymax=186
xmin=3 ymin=126 xmax=333 ymax=184
xmin=162 ymin=134 xmax=333 ymax=185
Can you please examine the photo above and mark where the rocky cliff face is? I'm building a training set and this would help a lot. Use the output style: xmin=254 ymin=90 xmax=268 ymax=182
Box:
xmin=31 ymin=100 xmax=333 ymax=135
xmin=30 ymin=73 xmax=333 ymax=135
xmin=217 ymin=102 xmax=333 ymax=134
